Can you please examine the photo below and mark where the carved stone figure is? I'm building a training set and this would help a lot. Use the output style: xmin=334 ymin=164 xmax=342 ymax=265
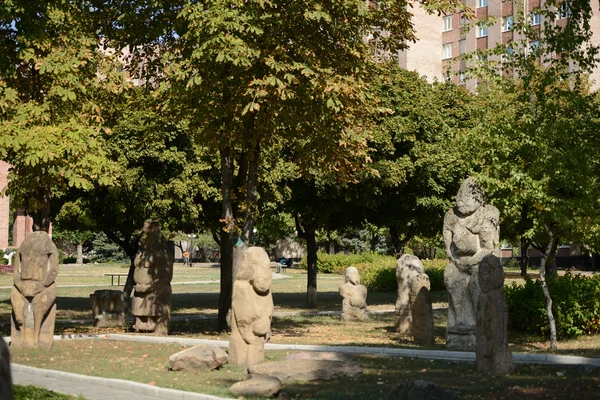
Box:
xmin=476 ymin=254 xmax=514 ymax=374
xmin=131 ymin=220 xmax=173 ymax=335
xmin=339 ymin=266 xmax=368 ymax=321
xmin=443 ymin=177 xmax=500 ymax=350
xmin=90 ymin=290 xmax=125 ymax=328
xmin=395 ymin=254 xmax=434 ymax=345
xmin=10 ymin=231 xmax=58 ymax=349
xmin=0 ymin=336 xmax=13 ymax=400
xmin=229 ymin=247 xmax=274 ymax=366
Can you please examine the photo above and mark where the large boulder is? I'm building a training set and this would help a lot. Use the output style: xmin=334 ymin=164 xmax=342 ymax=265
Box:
xmin=384 ymin=380 xmax=459 ymax=400
xmin=246 ymin=359 xmax=362 ymax=383
xmin=229 ymin=376 xmax=281 ymax=398
xmin=169 ymin=345 xmax=228 ymax=371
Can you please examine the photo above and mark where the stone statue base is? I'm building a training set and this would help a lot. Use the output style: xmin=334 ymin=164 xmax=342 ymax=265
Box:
xmin=10 ymin=303 xmax=56 ymax=349
xmin=446 ymin=326 xmax=476 ymax=351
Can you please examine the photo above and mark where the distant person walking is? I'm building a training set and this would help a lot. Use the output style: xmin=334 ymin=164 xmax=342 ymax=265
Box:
xmin=183 ymin=251 xmax=190 ymax=267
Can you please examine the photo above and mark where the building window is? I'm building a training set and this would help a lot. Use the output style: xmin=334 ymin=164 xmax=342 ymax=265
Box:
xmin=558 ymin=2 xmax=569 ymax=19
xmin=460 ymin=14 xmax=467 ymax=27
xmin=530 ymin=13 xmax=541 ymax=26
xmin=459 ymin=39 xmax=466 ymax=55
xmin=502 ymin=16 xmax=513 ymax=32
xmin=478 ymin=0 xmax=488 ymax=8
xmin=477 ymin=23 xmax=488 ymax=38
xmin=443 ymin=15 xmax=453 ymax=32
xmin=459 ymin=72 xmax=466 ymax=85
xmin=529 ymin=40 xmax=540 ymax=52
xmin=443 ymin=43 xmax=453 ymax=59
xmin=503 ymin=45 xmax=514 ymax=62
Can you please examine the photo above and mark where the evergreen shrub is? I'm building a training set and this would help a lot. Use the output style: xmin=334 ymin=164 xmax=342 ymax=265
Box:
xmin=505 ymin=272 xmax=600 ymax=338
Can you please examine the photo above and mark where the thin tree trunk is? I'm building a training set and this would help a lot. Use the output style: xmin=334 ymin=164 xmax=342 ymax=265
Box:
xmin=218 ymin=146 xmax=235 ymax=332
xmin=32 ymin=188 xmax=51 ymax=233
xmin=520 ymin=237 xmax=529 ymax=277
xmin=545 ymin=239 xmax=559 ymax=277
xmin=306 ymin=224 xmax=318 ymax=309
xmin=539 ymin=227 xmax=559 ymax=349
xmin=76 ymin=242 xmax=84 ymax=264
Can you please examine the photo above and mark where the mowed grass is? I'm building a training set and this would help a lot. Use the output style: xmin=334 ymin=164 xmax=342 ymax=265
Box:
xmin=9 ymin=339 xmax=600 ymax=400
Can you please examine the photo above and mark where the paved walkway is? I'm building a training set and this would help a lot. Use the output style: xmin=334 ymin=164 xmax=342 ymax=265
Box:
xmin=8 ymin=333 xmax=600 ymax=400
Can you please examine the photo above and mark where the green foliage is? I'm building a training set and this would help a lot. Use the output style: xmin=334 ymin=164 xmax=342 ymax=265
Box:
xmin=359 ymin=262 xmax=396 ymax=292
xmin=506 ymin=272 xmax=600 ymax=338
xmin=88 ymin=232 xmax=128 ymax=263
xmin=299 ymin=251 xmax=392 ymax=274
xmin=14 ymin=384 xmax=81 ymax=400
xmin=422 ymin=259 xmax=447 ymax=291
xmin=57 ymin=249 xmax=65 ymax=264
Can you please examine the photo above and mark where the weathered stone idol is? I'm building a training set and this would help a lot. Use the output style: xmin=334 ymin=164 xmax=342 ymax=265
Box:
xmin=395 ymin=254 xmax=434 ymax=345
xmin=90 ymin=290 xmax=125 ymax=328
xmin=11 ymin=231 xmax=58 ymax=349
xmin=476 ymin=254 xmax=514 ymax=374
xmin=443 ymin=177 xmax=500 ymax=350
xmin=0 ymin=336 xmax=13 ymax=400
xmin=229 ymin=247 xmax=274 ymax=366
xmin=339 ymin=266 xmax=368 ymax=321
xmin=131 ymin=220 xmax=173 ymax=335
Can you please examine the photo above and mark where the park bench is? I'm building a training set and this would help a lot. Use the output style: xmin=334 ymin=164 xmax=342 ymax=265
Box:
xmin=104 ymin=273 xmax=128 ymax=286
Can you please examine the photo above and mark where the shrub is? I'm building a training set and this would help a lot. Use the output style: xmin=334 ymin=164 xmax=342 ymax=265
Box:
xmin=0 ymin=265 xmax=14 ymax=275
xmin=299 ymin=252 xmax=392 ymax=274
xmin=505 ymin=272 xmax=600 ymax=338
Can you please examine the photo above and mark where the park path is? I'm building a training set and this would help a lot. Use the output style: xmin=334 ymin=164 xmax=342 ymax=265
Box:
xmin=8 ymin=333 xmax=600 ymax=400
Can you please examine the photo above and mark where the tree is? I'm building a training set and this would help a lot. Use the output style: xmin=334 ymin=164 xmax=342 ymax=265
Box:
xmin=462 ymin=0 xmax=600 ymax=349
xmin=0 ymin=1 xmax=121 ymax=231
xmin=51 ymin=229 xmax=95 ymax=264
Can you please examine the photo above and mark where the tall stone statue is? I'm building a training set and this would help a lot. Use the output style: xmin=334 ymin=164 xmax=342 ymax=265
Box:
xmin=339 ymin=266 xmax=368 ymax=321
xmin=229 ymin=247 xmax=274 ymax=366
xmin=131 ymin=220 xmax=173 ymax=335
xmin=395 ymin=255 xmax=434 ymax=345
xmin=476 ymin=255 xmax=514 ymax=374
xmin=443 ymin=177 xmax=499 ymax=350
xmin=11 ymin=231 xmax=59 ymax=349
xmin=0 ymin=336 xmax=13 ymax=400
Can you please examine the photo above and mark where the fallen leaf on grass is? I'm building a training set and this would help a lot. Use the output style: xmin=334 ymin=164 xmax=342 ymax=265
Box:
xmin=147 ymin=381 xmax=156 ymax=386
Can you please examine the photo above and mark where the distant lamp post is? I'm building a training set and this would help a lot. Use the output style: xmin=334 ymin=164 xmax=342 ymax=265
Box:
xmin=252 ymin=228 xmax=257 ymax=245
xmin=187 ymin=234 xmax=197 ymax=267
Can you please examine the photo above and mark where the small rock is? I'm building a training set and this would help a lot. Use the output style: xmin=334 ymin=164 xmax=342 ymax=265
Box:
xmin=169 ymin=345 xmax=228 ymax=371
xmin=229 ymin=376 xmax=281 ymax=398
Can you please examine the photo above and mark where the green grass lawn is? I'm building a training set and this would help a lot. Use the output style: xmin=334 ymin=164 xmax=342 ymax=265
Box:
xmin=3 ymin=263 xmax=600 ymax=399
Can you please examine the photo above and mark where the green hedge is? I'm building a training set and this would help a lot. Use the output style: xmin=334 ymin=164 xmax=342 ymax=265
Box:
xmin=505 ymin=272 xmax=600 ymax=338
xmin=300 ymin=252 xmax=448 ymax=292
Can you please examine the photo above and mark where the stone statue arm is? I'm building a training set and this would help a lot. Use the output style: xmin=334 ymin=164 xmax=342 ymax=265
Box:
xmin=459 ymin=207 xmax=500 ymax=267
xmin=442 ymin=211 xmax=459 ymax=264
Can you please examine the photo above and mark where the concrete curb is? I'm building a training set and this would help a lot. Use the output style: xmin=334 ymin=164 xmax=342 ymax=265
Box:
xmin=11 ymin=363 xmax=230 ymax=400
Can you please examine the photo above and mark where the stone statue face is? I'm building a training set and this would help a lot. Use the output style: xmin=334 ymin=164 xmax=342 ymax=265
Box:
xmin=456 ymin=177 xmax=485 ymax=215
xmin=345 ymin=267 xmax=360 ymax=285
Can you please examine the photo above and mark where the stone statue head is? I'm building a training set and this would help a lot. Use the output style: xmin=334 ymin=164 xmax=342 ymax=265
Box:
xmin=456 ymin=177 xmax=486 ymax=215
xmin=238 ymin=247 xmax=272 ymax=295
xmin=15 ymin=231 xmax=59 ymax=284
xmin=479 ymin=255 xmax=504 ymax=293
xmin=139 ymin=219 xmax=166 ymax=250
xmin=345 ymin=266 xmax=361 ymax=285
xmin=397 ymin=254 xmax=425 ymax=280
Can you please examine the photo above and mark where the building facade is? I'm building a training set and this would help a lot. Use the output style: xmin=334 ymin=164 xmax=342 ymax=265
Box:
xmin=400 ymin=0 xmax=600 ymax=90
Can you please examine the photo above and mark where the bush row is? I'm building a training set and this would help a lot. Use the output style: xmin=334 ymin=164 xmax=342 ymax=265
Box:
xmin=300 ymin=252 xmax=447 ymax=291
xmin=505 ymin=272 xmax=600 ymax=338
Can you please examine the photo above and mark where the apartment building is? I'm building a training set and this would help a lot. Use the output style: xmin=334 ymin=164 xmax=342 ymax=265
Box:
xmin=398 ymin=0 xmax=600 ymax=90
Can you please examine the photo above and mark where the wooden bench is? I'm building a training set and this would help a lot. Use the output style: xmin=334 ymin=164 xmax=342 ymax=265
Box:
xmin=104 ymin=273 xmax=128 ymax=286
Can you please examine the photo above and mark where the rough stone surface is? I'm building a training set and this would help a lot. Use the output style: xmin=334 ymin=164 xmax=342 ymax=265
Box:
xmin=169 ymin=345 xmax=228 ymax=371
xmin=11 ymin=231 xmax=58 ymax=349
xmin=383 ymin=379 xmax=459 ymax=400
xmin=476 ymin=255 xmax=515 ymax=374
xmin=443 ymin=177 xmax=499 ymax=351
xmin=229 ymin=376 xmax=281 ymax=398
xmin=281 ymin=352 xmax=353 ymax=362
xmin=131 ymin=220 xmax=173 ymax=335
xmin=90 ymin=290 xmax=125 ymax=328
xmin=229 ymin=247 xmax=274 ymax=366
xmin=395 ymin=255 xmax=434 ymax=345
xmin=339 ymin=266 xmax=368 ymax=321
xmin=0 ymin=336 xmax=13 ymax=400
xmin=247 ymin=359 xmax=363 ymax=383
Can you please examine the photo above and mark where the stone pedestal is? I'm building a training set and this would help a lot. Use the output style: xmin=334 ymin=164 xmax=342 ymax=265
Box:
xmin=90 ymin=290 xmax=125 ymax=328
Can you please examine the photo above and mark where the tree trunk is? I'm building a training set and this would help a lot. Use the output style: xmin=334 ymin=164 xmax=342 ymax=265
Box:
xmin=306 ymin=224 xmax=318 ymax=309
xmin=76 ymin=242 xmax=84 ymax=264
xmin=218 ymin=146 xmax=235 ymax=332
xmin=32 ymin=188 xmax=51 ymax=233
xmin=545 ymin=239 xmax=559 ymax=277
xmin=104 ymin=231 xmax=139 ymax=305
xmin=539 ymin=228 xmax=559 ymax=349
xmin=389 ymin=224 xmax=412 ymax=259
xmin=520 ymin=237 xmax=529 ymax=277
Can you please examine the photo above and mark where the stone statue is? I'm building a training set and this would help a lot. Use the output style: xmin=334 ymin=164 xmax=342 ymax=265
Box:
xmin=90 ymin=289 xmax=125 ymax=328
xmin=131 ymin=220 xmax=173 ymax=335
xmin=0 ymin=336 xmax=12 ymax=400
xmin=443 ymin=177 xmax=499 ymax=350
xmin=10 ymin=231 xmax=58 ymax=349
xmin=476 ymin=255 xmax=514 ymax=374
xmin=339 ymin=266 xmax=368 ymax=321
xmin=395 ymin=254 xmax=434 ymax=345
xmin=229 ymin=247 xmax=274 ymax=366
